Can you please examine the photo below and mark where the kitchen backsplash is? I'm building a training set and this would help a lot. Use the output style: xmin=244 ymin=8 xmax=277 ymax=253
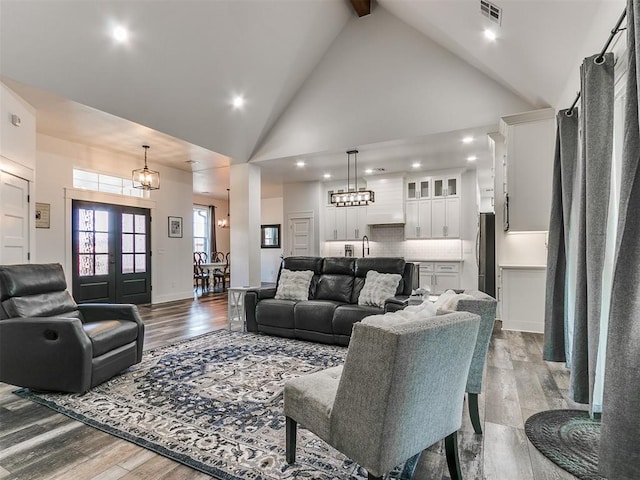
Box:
xmin=323 ymin=225 xmax=463 ymax=260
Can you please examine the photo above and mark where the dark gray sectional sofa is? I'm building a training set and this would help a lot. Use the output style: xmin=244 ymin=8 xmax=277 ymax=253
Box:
xmin=244 ymin=256 xmax=417 ymax=346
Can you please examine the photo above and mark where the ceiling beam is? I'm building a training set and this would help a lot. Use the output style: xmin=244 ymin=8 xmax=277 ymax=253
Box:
xmin=349 ymin=0 xmax=371 ymax=17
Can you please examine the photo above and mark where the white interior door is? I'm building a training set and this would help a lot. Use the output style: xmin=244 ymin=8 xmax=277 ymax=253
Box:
xmin=0 ymin=171 xmax=30 ymax=264
xmin=289 ymin=217 xmax=311 ymax=256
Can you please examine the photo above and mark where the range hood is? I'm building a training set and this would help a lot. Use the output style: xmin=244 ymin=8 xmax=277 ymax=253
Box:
xmin=365 ymin=175 xmax=405 ymax=225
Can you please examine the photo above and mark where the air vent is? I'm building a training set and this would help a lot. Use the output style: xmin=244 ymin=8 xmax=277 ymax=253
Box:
xmin=480 ymin=0 xmax=502 ymax=25
xmin=371 ymin=168 xmax=386 ymax=173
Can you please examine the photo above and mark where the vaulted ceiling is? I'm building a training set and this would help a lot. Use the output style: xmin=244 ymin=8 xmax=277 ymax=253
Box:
xmin=0 ymin=0 xmax=625 ymax=198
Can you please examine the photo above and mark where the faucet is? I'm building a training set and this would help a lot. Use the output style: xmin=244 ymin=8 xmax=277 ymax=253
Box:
xmin=362 ymin=235 xmax=370 ymax=257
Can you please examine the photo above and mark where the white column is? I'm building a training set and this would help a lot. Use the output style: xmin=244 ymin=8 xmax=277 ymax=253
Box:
xmin=229 ymin=163 xmax=261 ymax=287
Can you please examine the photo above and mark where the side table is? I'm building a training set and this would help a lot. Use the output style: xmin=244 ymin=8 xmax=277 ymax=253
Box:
xmin=227 ymin=286 xmax=256 ymax=332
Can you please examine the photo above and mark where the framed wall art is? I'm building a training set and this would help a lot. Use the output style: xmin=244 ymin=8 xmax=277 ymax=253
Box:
xmin=168 ymin=216 xmax=183 ymax=238
xmin=35 ymin=202 xmax=51 ymax=229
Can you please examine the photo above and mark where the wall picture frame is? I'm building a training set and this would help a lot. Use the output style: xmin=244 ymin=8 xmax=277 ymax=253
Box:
xmin=35 ymin=202 xmax=51 ymax=229
xmin=261 ymin=224 xmax=281 ymax=248
xmin=168 ymin=216 xmax=183 ymax=238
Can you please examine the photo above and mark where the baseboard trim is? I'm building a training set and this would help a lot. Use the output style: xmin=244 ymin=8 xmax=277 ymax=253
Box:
xmin=152 ymin=291 xmax=194 ymax=304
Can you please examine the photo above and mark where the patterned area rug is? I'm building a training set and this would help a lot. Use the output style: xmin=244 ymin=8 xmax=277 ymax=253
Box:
xmin=16 ymin=331 xmax=404 ymax=479
xmin=525 ymin=409 xmax=604 ymax=480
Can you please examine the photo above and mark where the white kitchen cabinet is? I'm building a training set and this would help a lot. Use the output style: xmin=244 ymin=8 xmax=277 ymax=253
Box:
xmin=405 ymin=200 xmax=432 ymax=239
xmin=432 ymin=174 xmax=460 ymax=198
xmin=406 ymin=176 xmax=431 ymax=200
xmin=431 ymin=197 xmax=460 ymax=238
xmin=405 ymin=170 xmax=461 ymax=239
xmin=500 ymin=265 xmax=546 ymax=332
xmin=325 ymin=205 xmax=367 ymax=241
xmin=325 ymin=206 xmax=344 ymax=241
xmin=346 ymin=205 xmax=368 ymax=239
xmin=500 ymin=109 xmax=555 ymax=231
xmin=418 ymin=262 xmax=461 ymax=294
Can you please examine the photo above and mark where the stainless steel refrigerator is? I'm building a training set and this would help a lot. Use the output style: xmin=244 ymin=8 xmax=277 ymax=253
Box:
xmin=477 ymin=212 xmax=496 ymax=297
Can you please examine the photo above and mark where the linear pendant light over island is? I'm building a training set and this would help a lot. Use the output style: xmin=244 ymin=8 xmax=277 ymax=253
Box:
xmin=330 ymin=149 xmax=375 ymax=207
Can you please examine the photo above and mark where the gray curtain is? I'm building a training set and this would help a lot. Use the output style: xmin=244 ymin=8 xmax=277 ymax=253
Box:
xmin=209 ymin=205 xmax=217 ymax=255
xmin=569 ymin=52 xmax=614 ymax=406
xmin=600 ymin=1 xmax=640 ymax=477
xmin=543 ymin=109 xmax=578 ymax=362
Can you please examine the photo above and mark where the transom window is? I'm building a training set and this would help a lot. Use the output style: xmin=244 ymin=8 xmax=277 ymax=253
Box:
xmin=73 ymin=168 xmax=145 ymax=198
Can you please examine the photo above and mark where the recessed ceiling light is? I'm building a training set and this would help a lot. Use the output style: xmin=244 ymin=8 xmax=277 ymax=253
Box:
xmin=484 ymin=29 xmax=497 ymax=41
xmin=232 ymin=95 xmax=245 ymax=109
xmin=462 ymin=136 xmax=474 ymax=144
xmin=467 ymin=155 xmax=478 ymax=162
xmin=323 ymin=173 xmax=331 ymax=179
xmin=112 ymin=25 xmax=128 ymax=43
xmin=365 ymin=168 xmax=373 ymax=174
xmin=412 ymin=162 xmax=421 ymax=169
xmin=296 ymin=161 xmax=305 ymax=167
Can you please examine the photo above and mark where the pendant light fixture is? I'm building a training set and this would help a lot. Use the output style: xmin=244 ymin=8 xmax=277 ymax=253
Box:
xmin=132 ymin=145 xmax=160 ymax=190
xmin=218 ymin=188 xmax=230 ymax=228
xmin=330 ymin=149 xmax=375 ymax=207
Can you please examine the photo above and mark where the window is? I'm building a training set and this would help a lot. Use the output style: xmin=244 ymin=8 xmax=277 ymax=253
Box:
xmin=73 ymin=169 xmax=145 ymax=198
xmin=193 ymin=205 xmax=209 ymax=254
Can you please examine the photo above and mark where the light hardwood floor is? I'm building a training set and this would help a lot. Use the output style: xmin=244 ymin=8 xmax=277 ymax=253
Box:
xmin=0 ymin=293 xmax=579 ymax=480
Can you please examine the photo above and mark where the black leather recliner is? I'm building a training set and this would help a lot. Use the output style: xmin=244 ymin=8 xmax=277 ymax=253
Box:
xmin=0 ymin=263 xmax=145 ymax=393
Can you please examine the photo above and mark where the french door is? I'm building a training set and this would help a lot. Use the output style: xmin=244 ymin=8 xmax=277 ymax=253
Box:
xmin=72 ymin=200 xmax=151 ymax=304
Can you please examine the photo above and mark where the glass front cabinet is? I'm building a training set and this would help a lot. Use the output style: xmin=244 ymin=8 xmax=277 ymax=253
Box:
xmin=432 ymin=174 xmax=460 ymax=198
xmin=406 ymin=176 xmax=431 ymax=200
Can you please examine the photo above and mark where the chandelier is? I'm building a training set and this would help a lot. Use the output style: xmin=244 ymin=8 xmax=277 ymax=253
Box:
xmin=330 ymin=149 xmax=375 ymax=207
xmin=132 ymin=145 xmax=160 ymax=190
xmin=218 ymin=188 xmax=230 ymax=228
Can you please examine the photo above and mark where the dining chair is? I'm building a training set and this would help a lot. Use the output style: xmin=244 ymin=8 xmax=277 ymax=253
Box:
xmin=211 ymin=251 xmax=226 ymax=292
xmin=224 ymin=252 xmax=230 ymax=287
xmin=193 ymin=252 xmax=210 ymax=292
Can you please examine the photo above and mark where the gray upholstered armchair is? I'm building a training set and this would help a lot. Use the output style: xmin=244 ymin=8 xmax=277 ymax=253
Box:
xmin=0 ymin=263 xmax=145 ymax=393
xmin=454 ymin=289 xmax=497 ymax=434
xmin=284 ymin=311 xmax=481 ymax=480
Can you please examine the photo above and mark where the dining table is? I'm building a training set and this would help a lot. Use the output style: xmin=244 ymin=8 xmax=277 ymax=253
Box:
xmin=199 ymin=262 xmax=226 ymax=274
xmin=199 ymin=262 xmax=228 ymax=291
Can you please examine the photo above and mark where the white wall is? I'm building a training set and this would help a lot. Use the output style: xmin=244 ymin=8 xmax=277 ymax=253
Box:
xmin=555 ymin=1 xmax=626 ymax=110
xmin=252 ymin=7 xmax=532 ymax=162
xmin=260 ymin=196 xmax=284 ymax=283
xmin=282 ymin=181 xmax=322 ymax=256
xmin=35 ymin=134 xmax=194 ymax=304
xmin=1 ymin=82 xmax=37 ymax=265
xmin=229 ymin=163 xmax=262 ymax=288
xmin=1 ymin=82 xmax=36 ymax=172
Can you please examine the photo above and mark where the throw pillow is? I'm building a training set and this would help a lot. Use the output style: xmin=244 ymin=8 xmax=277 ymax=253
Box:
xmin=434 ymin=290 xmax=476 ymax=311
xmin=274 ymin=269 xmax=314 ymax=301
xmin=404 ymin=301 xmax=437 ymax=317
xmin=358 ymin=270 xmax=402 ymax=308
xmin=433 ymin=289 xmax=458 ymax=309
xmin=362 ymin=312 xmax=411 ymax=328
